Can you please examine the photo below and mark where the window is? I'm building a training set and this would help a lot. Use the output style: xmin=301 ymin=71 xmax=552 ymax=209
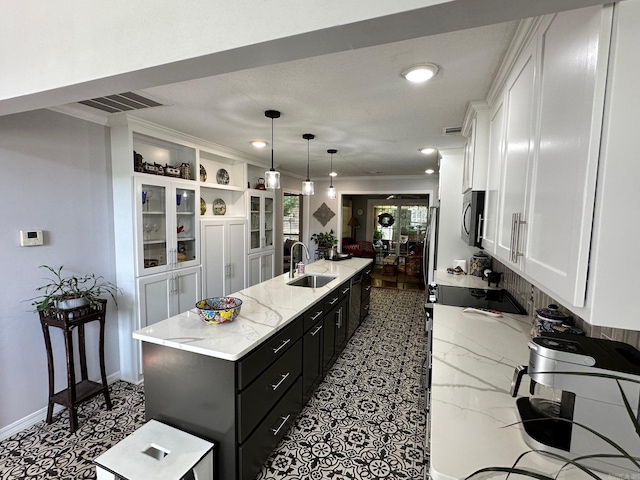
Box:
xmin=283 ymin=193 xmax=302 ymax=241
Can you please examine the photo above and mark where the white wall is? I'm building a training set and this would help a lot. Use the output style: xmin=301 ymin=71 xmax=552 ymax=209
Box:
xmin=436 ymin=149 xmax=478 ymax=270
xmin=0 ymin=110 xmax=118 ymax=436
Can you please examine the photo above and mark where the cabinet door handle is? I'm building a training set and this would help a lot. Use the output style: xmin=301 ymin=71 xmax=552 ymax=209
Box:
xmin=310 ymin=311 xmax=323 ymax=321
xmin=271 ymin=372 xmax=290 ymax=391
xmin=272 ymin=338 xmax=291 ymax=354
xmin=515 ymin=213 xmax=526 ymax=261
xmin=477 ymin=214 xmax=484 ymax=244
xmin=336 ymin=308 xmax=342 ymax=328
xmin=271 ymin=414 xmax=291 ymax=436
xmin=364 ymin=269 xmax=372 ymax=276
xmin=365 ymin=285 xmax=371 ymax=293
xmin=510 ymin=213 xmax=517 ymax=263
xmin=311 ymin=325 xmax=323 ymax=336
xmin=327 ymin=296 xmax=339 ymax=306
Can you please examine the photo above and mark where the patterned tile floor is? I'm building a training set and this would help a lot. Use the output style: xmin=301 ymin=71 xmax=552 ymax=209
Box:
xmin=0 ymin=287 xmax=428 ymax=480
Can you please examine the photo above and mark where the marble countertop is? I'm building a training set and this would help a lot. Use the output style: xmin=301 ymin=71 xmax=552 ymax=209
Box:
xmin=132 ymin=258 xmax=372 ymax=361
xmin=429 ymin=305 xmax=601 ymax=480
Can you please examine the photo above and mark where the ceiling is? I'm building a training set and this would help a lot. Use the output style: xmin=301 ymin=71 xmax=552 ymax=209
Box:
xmin=76 ymin=20 xmax=519 ymax=180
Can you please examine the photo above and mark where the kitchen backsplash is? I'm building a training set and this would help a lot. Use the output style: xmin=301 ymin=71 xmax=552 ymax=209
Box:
xmin=491 ymin=259 xmax=640 ymax=349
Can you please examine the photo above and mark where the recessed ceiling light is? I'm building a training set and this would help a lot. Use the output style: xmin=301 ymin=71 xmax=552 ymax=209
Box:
xmin=330 ymin=172 xmax=338 ymax=177
xmin=251 ymin=140 xmax=267 ymax=148
xmin=420 ymin=147 xmax=436 ymax=155
xmin=425 ymin=169 xmax=435 ymax=175
xmin=401 ymin=64 xmax=439 ymax=83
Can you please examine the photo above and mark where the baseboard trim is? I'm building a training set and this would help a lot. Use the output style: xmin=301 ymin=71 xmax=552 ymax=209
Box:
xmin=0 ymin=372 xmax=121 ymax=441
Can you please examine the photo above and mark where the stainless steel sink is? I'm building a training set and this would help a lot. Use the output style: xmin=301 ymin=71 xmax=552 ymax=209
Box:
xmin=287 ymin=274 xmax=337 ymax=288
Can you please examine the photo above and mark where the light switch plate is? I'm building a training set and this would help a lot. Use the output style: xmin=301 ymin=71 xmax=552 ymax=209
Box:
xmin=20 ymin=230 xmax=43 ymax=246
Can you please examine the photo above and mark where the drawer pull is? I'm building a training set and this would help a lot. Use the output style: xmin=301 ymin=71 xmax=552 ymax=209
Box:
xmin=272 ymin=414 xmax=291 ymax=436
xmin=310 ymin=311 xmax=323 ymax=321
xmin=365 ymin=285 xmax=371 ymax=292
xmin=311 ymin=325 xmax=323 ymax=336
xmin=341 ymin=287 xmax=350 ymax=295
xmin=271 ymin=372 xmax=290 ymax=391
xmin=272 ymin=338 xmax=291 ymax=354
xmin=327 ymin=297 xmax=339 ymax=305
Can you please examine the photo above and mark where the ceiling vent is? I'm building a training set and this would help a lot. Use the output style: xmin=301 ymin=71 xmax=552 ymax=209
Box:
xmin=442 ymin=126 xmax=462 ymax=136
xmin=78 ymin=92 xmax=165 ymax=113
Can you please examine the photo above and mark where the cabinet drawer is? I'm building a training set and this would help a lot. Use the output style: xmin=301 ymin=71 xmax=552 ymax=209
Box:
xmin=239 ymin=377 xmax=302 ymax=480
xmin=237 ymin=320 xmax=302 ymax=390
xmin=338 ymin=280 xmax=351 ymax=301
xmin=323 ymin=291 xmax=341 ymax=312
xmin=361 ymin=279 xmax=372 ymax=300
xmin=303 ymin=302 xmax=324 ymax=332
xmin=237 ymin=340 xmax=302 ymax=443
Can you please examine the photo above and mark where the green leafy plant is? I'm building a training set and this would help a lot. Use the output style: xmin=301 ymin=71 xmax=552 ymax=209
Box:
xmin=28 ymin=265 xmax=122 ymax=312
xmin=311 ymin=230 xmax=338 ymax=258
xmin=373 ymin=230 xmax=383 ymax=240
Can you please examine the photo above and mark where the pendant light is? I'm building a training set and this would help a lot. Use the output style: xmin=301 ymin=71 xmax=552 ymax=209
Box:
xmin=264 ymin=110 xmax=281 ymax=189
xmin=302 ymin=133 xmax=315 ymax=195
xmin=327 ymin=149 xmax=337 ymax=199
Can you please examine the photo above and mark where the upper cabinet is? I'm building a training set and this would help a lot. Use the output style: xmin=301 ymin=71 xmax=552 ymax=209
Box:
xmin=135 ymin=178 xmax=200 ymax=276
xmin=249 ymin=192 xmax=275 ymax=254
xmin=482 ymin=5 xmax=612 ymax=309
xmin=461 ymin=101 xmax=490 ymax=193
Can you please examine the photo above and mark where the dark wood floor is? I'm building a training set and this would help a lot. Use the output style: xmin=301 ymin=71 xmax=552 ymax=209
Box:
xmin=371 ymin=266 xmax=425 ymax=290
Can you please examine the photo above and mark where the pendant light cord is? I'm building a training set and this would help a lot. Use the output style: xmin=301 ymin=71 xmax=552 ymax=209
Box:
xmin=306 ymin=138 xmax=310 ymax=180
xmin=329 ymin=152 xmax=333 ymax=187
xmin=270 ymin=117 xmax=274 ymax=170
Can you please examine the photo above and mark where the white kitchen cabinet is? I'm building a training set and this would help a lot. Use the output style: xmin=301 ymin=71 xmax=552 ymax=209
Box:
xmin=248 ymin=251 xmax=274 ymax=287
xmin=491 ymin=6 xmax=610 ymax=308
xmin=481 ymin=98 xmax=505 ymax=254
xmin=136 ymin=266 xmax=201 ymax=372
xmin=494 ymin=37 xmax=537 ymax=264
xmin=523 ymin=8 xmax=609 ymax=307
xmin=248 ymin=192 xmax=275 ymax=254
xmin=135 ymin=177 xmax=200 ymax=277
xmin=461 ymin=101 xmax=490 ymax=193
xmin=201 ymin=218 xmax=247 ymax=298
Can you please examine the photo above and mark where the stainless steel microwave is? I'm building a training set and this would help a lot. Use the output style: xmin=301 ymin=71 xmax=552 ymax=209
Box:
xmin=461 ymin=190 xmax=485 ymax=247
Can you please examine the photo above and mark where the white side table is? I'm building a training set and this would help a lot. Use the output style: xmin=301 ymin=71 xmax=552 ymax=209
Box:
xmin=94 ymin=420 xmax=214 ymax=480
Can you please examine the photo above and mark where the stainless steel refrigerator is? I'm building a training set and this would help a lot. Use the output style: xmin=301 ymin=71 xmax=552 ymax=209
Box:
xmin=422 ymin=206 xmax=439 ymax=287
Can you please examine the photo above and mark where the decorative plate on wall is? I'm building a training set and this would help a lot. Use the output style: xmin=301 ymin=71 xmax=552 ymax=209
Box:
xmin=213 ymin=198 xmax=227 ymax=215
xmin=216 ymin=169 xmax=230 ymax=185
xmin=200 ymin=165 xmax=207 ymax=182
xmin=200 ymin=197 xmax=207 ymax=215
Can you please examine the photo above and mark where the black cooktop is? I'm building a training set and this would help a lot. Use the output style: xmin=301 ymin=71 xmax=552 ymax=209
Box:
xmin=436 ymin=285 xmax=526 ymax=314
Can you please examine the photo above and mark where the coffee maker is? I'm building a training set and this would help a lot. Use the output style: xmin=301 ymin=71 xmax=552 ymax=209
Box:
xmin=511 ymin=333 xmax=640 ymax=474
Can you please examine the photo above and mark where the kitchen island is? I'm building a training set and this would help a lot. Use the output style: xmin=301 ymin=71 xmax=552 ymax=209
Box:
xmin=133 ymin=257 xmax=372 ymax=480
xmin=430 ymin=305 xmax=609 ymax=480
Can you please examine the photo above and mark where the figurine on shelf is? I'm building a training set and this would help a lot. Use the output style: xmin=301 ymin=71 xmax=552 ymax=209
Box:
xmin=133 ymin=151 xmax=144 ymax=172
xmin=255 ymin=178 xmax=266 ymax=190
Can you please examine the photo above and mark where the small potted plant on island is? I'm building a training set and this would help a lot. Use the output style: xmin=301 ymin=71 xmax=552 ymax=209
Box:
xmin=311 ymin=230 xmax=338 ymax=259
xmin=29 ymin=265 xmax=121 ymax=313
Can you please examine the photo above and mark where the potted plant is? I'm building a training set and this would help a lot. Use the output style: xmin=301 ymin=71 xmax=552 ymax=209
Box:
xmin=311 ymin=230 xmax=338 ymax=259
xmin=29 ymin=265 xmax=122 ymax=312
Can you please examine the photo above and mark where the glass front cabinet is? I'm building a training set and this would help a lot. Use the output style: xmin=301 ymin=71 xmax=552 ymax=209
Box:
xmin=135 ymin=177 xmax=200 ymax=276
xmin=249 ymin=192 xmax=275 ymax=254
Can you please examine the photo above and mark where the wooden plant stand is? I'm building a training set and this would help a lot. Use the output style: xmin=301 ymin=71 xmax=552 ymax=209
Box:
xmin=39 ymin=299 xmax=112 ymax=433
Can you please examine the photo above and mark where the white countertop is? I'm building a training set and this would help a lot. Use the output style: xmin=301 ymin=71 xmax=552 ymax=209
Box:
xmin=429 ymin=305 xmax=607 ymax=480
xmin=132 ymin=258 xmax=372 ymax=361
xmin=434 ymin=269 xmax=498 ymax=289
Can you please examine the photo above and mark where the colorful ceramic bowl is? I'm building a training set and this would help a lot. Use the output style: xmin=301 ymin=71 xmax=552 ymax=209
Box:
xmin=196 ymin=297 xmax=243 ymax=325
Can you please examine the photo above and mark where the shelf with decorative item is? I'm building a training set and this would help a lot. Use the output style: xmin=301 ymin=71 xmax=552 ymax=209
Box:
xmin=133 ymin=132 xmax=196 ymax=181
xmin=199 ymin=149 xmax=246 ymax=189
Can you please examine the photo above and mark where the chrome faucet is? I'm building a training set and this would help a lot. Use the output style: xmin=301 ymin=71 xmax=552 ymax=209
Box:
xmin=289 ymin=241 xmax=310 ymax=278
